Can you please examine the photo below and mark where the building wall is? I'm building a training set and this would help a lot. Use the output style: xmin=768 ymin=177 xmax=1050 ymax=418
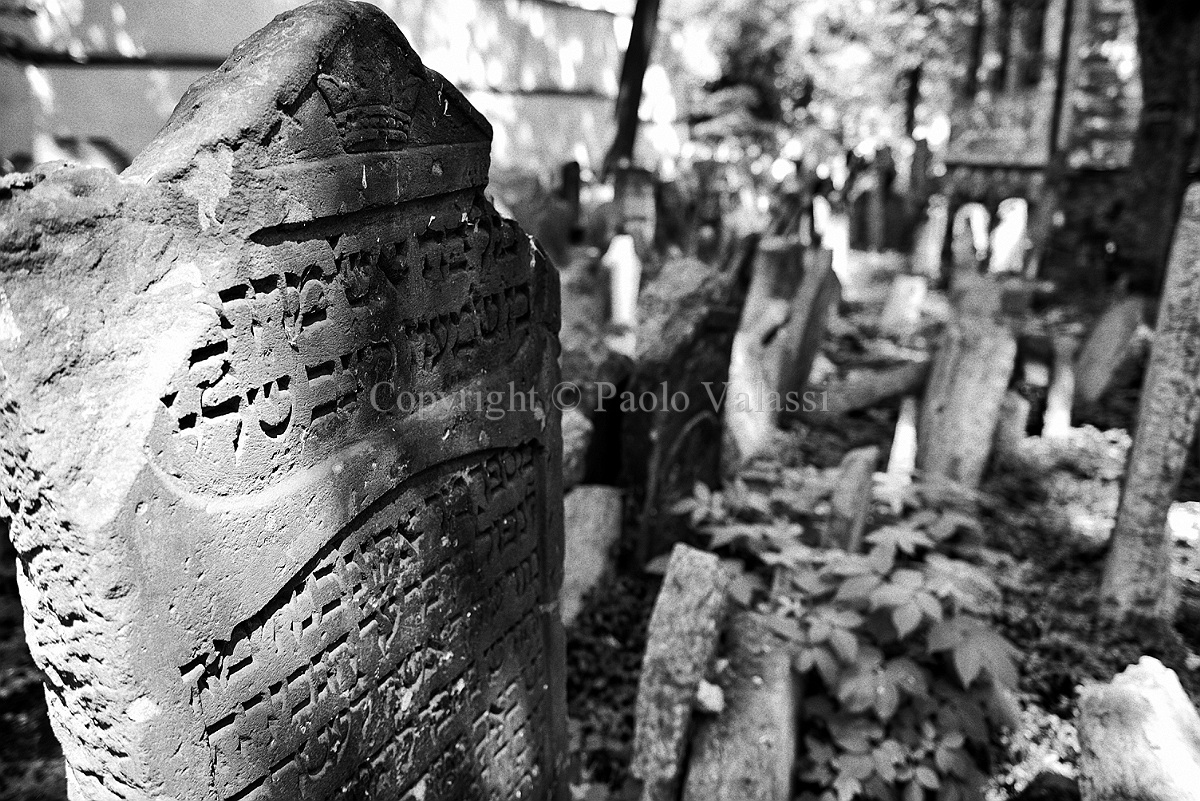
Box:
xmin=0 ymin=0 xmax=633 ymax=178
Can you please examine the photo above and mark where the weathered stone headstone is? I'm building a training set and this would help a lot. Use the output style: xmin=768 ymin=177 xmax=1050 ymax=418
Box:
xmin=0 ymin=4 xmax=566 ymax=800
xmin=1074 ymin=296 xmax=1144 ymax=405
xmin=919 ymin=306 xmax=1017 ymax=488
xmin=774 ymin=248 xmax=840 ymax=413
xmin=559 ymin=485 xmax=622 ymax=627
xmin=681 ymin=612 xmax=795 ymax=801
xmin=824 ymin=446 xmax=879 ymax=552
xmin=722 ymin=237 xmax=809 ymax=470
xmin=1077 ymin=657 xmax=1200 ymax=801
xmin=993 ymin=390 xmax=1032 ymax=463
xmin=624 ymin=250 xmax=751 ymax=563
xmin=632 ymin=545 xmax=734 ymax=801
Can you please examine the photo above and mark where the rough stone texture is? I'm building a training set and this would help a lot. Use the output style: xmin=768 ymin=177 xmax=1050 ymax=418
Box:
xmin=681 ymin=612 xmax=795 ymax=801
xmin=1074 ymin=296 xmax=1144 ymax=406
xmin=1102 ymin=185 xmax=1200 ymax=618
xmin=824 ymin=446 xmax=879 ymax=552
xmin=994 ymin=390 xmax=1032 ymax=463
xmin=559 ymin=485 xmax=622 ymax=627
xmin=631 ymin=544 xmax=734 ymax=801
xmin=723 ymin=238 xmax=816 ymax=469
xmin=0 ymin=3 xmax=567 ymax=800
xmin=1077 ymin=657 xmax=1200 ymax=801
xmin=918 ymin=307 xmax=1017 ymax=489
xmin=623 ymin=252 xmax=751 ymax=563
xmin=774 ymin=248 xmax=840 ymax=410
xmin=561 ymin=407 xmax=593 ymax=491
xmin=819 ymin=359 xmax=930 ymax=415
xmin=559 ymin=249 xmax=634 ymax=420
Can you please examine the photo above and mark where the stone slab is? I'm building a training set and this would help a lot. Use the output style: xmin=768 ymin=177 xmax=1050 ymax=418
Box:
xmin=681 ymin=612 xmax=795 ymax=801
xmin=0 ymin=3 xmax=566 ymax=800
xmin=631 ymin=544 xmax=734 ymax=801
xmin=559 ymin=485 xmax=623 ymax=627
xmin=1074 ymin=296 xmax=1144 ymax=406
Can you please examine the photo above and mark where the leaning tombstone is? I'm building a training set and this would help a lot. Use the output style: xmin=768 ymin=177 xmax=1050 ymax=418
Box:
xmin=775 ymin=247 xmax=840 ymax=420
xmin=623 ymin=253 xmax=751 ymax=563
xmin=919 ymin=296 xmax=1017 ymax=489
xmin=681 ymin=612 xmax=795 ymax=801
xmin=632 ymin=545 xmax=734 ymax=801
xmin=1074 ymin=296 xmax=1144 ymax=406
xmin=0 ymin=3 xmax=567 ymax=800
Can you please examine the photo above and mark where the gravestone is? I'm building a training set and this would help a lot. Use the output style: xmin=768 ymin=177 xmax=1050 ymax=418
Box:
xmin=623 ymin=249 xmax=752 ymax=563
xmin=0 ymin=3 xmax=566 ymax=801
xmin=775 ymin=248 xmax=840 ymax=417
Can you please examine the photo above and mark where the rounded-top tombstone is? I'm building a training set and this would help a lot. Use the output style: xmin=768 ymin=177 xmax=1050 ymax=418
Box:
xmin=0 ymin=2 xmax=566 ymax=799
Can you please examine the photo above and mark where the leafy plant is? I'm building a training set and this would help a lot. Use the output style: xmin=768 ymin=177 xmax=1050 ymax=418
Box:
xmin=676 ymin=480 xmax=1021 ymax=801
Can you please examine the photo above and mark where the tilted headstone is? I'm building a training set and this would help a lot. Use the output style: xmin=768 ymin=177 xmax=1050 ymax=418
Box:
xmin=1074 ymin=296 xmax=1144 ymax=405
xmin=775 ymin=247 xmax=840 ymax=418
xmin=918 ymin=309 xmax=1017 ymax=489
xmin=0 ymin=3 xmax=566 ymax=800
xmin=623 ymin=250 xmax=751 ymax=563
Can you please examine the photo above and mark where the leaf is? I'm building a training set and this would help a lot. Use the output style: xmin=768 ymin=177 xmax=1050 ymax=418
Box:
xmin=794 ymin=647 xmax=822 ymax=673
xmin=766 ymin=615 xmax=806 ymax=643
xmin=808 ymin=618 xmax=833 ymax=643
xmin=708 ymin=525 xmax=748 ymax=549
xmin=892 ymin=569 xmax=925 ymax=588
xmin=892 ymin=602 xmax=924 ymax=638
xmin=873 ymin=739 xmax=905 ymax=782
xmin=904 ymin=779 xmax=924 ymax=801
xmin=922 ymin=554 xmax=1000 ymax=614
xmin=871 ymin=582 xmax=916 ymax=610
xmin=868 ymin=542 xmax=896 ymax=573
xmin=831 ymin=628 xmax=859 ymax=663
xmin=817 ymin=607 xmax=865 ymax=627
xmin=915 ymin=591 xmax=945 ymax=622
xmin=916 ymin=765 xmax=941 ymax=789
xmin=790 ymin=568 xmax=827 ymax=596
xmin=867 ymin=525 xmax=934 ymax=555
xmin=833 ymin=772 xmax=861 ymax=801
xmin=927 ymin=618 xmax=971 ymax=652
xmin=834 ymin=753 xmax=876 ymax=780
xmin=908 ymin=509 xmax=940 ymax=528
xmin=835 ymin=573 xmax=883 ymax=603
xmin=875 ymin=678 xmax=900 ymax=720
xmin=670 ymin=497 xmax=697 ymax=516
xmin=884 ymin=657 xmax=928 ymax=696
xmin=953 ymin=643 xmax=984 ymax=686
xmin=814 ymin=648 xmax=841 ymax=686
xmin=829 ymin=717 xmax=883 ymax=753
xmin=826 ymin=553 xmax=876 ymax=576
xmin=837 ymin=668 xmax=877 ymax=713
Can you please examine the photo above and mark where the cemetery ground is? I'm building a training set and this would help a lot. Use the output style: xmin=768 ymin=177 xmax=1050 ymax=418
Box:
xmin=6 ymin=2 xmax=1200 ymax=800
xmin=560 ymin=250 xmax=1200 ymax=801
xmin=8 ymin=213 xmax=1200 ymax=800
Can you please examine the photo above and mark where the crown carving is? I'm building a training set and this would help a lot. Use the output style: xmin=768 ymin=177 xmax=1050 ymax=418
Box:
xmin=316 ymin=69 xmax=423 ymax=152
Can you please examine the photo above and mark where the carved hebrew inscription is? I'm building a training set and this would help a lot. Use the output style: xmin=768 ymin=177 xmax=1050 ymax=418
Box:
xmin=181 ymin=447 xmax=545 ymax=800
